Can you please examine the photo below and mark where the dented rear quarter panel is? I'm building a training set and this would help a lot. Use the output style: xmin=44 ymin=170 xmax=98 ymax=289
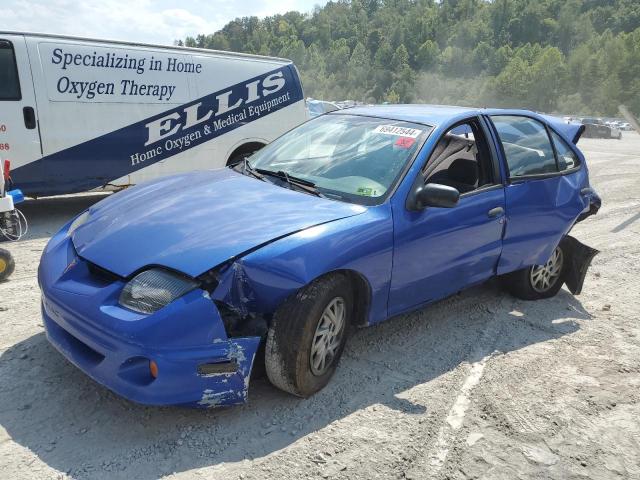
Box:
xmin=482 ymin=112 xmax=595 ymax=274
xmin=497 ymin=168 xmax=591 ymax=274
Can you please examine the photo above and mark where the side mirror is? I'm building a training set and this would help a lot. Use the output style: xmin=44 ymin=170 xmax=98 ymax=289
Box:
xmin=413 ymin=183 xmax=460 ymax=210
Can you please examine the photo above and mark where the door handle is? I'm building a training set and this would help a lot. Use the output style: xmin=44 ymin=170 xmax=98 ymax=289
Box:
xmin=23 ymin=107 xmax=36 ymax=130
xmin=487 ymin=206 xmax=504 ymax=218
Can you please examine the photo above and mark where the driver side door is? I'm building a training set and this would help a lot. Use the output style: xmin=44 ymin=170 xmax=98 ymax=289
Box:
xmin=388 ymin=117 xmax=506 ymax=316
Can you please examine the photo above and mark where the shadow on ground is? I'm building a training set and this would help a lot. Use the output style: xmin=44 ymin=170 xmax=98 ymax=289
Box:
xmin=0 ymin=282 xmax=590 ymax=479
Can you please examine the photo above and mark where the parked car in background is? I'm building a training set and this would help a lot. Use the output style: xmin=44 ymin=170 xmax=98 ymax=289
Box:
xmin=580 ymin=117 xmax=622 ymax=139
xmin=0 ymin=31 xmax=306 ymax=197
xmin=39 ymin=105 xmax=601 ymax=407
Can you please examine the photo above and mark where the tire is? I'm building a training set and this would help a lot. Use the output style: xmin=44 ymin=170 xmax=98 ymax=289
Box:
xmin=0 ymin=248 xmax=15 ymax=282
xmin=502 ymin=245 xmax=565 ymax=301
xmin=265 ymin=274 xmax=353 ymax=397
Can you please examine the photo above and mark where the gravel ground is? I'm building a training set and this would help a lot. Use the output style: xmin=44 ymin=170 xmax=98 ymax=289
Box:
xmin=0 ymin=134 xmax=639 ymax=480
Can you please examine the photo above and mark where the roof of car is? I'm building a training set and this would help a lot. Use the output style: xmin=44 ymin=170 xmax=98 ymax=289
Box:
xmin=332 ymin=104 xmax=479 ymax=126
xmin=329 ymin=104 xmax=585 ymax=144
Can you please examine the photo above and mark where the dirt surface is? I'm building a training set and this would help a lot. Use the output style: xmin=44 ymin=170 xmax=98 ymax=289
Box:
xmin=0 ymin=134 xmax=639 ymax=480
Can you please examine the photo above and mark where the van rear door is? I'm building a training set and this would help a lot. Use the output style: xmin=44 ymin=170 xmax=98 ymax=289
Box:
xmin=0 ymin=35 xmax=42 ymax=174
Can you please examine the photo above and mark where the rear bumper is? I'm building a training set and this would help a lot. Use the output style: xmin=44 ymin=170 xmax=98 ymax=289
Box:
xmin=577 ymin=187 xmax=601 ymax=223
xmin=561 ymin=235 xmax=599 ymax=296
xmin=39 ymin=230 xmax=260 ymax=407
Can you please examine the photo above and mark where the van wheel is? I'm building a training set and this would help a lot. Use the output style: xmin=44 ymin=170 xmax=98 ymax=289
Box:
xmin=265 ymin=274 xmax=352 ymax=397
xmin=0 ymin=248 xmax=15 ymax=282
xmin=502 ymin=245 xmax=565 ymax=300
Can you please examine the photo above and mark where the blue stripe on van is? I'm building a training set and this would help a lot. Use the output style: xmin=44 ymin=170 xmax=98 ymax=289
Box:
xmin=11 ymin=65 xmax=303 ymax=197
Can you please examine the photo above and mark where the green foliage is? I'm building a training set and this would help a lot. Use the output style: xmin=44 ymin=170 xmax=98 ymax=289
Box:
xmin=184 ymin=0 xmax=640 ymax=115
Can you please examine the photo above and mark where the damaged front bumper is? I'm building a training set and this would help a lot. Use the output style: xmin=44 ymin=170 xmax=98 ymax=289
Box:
xmin=39 ymin=232 xmax=260 ymax=408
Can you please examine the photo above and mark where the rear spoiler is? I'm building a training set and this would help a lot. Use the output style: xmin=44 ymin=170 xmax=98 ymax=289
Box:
xmin=541 ymin=115 xmax=585 ymax=144
xmin=567 ymin=123 xmax=585 ymax=144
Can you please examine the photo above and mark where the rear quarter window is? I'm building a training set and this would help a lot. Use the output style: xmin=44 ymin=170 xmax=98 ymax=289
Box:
xmin=491 ymin=115 xmax=556 ymax=177
xmin=0 ymin=40 xmax=21 ymax=101
xmin=550 ymin=131 xmax=580 ymax=171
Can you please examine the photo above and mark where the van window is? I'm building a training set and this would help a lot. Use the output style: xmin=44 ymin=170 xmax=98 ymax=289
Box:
xmin=0 ymin=40 xmax=21 ymax=101
xmin=490 ymin=115 xmax=556 ymax=177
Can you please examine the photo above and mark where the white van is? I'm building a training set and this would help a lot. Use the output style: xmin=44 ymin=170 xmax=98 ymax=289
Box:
xmin=0 ymin=32 xmax=306 ymax=197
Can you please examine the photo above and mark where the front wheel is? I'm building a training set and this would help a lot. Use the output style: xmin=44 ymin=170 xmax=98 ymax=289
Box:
xmin=265 ymin=274 xmax=353 ymax=397
xmin=502 ymin=245 xmax=565 ymax=300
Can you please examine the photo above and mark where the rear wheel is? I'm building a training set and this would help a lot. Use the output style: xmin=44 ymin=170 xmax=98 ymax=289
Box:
xmin=0 ymin=248 xmax=15 ymax=282
xmin=503 ymin=245 xmax=565 ymax=300
xmin=265 ymin=274 xmax=352 ymax=397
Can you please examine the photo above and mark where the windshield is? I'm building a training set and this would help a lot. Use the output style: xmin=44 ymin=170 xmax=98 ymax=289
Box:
xmin=248 ymin=114 xmax=431 ymax=205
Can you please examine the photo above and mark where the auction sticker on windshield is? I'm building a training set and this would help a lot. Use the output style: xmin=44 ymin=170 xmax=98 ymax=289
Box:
xmin=373 ymin=125 xmax=423 ymax=137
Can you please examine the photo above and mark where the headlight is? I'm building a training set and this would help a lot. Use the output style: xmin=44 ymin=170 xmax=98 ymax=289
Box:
xmin=119 ymin=268 xmax=199 ymax=314
xmin=67 ymin=211 xmax=90 ymax=236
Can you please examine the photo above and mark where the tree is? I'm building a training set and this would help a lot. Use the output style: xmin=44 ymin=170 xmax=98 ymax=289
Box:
xmin=390 ymin=45 xmax=416 ymax=102
xmin=181 ymin=0 xmax=640 ymax=115
xmin=528 ymin=47 xmax=568 ymax=112
xmin=416 ymin=40 xmax=439 ymax=70
xmin=348 ymin=42 xmax=371 ymax=101
xmin=384 ymin=88 xmax=400 ymax=104
xmin=490 ymin=56 xmax=532 ymax=108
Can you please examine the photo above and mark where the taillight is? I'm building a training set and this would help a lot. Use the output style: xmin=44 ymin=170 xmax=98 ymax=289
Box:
xmin=2 ymin=160 xmax=9 ymax=181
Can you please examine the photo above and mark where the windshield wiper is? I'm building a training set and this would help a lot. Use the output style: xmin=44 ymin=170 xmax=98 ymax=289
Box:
xmin=232 ymin=157 xmax=265 ymax=181
xmin=254 ymin=168 xmax=325 ymax=197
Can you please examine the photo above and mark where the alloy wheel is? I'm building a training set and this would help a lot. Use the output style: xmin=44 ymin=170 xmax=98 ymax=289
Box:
xmin=310 ymin=296 xmax=346 ymax=376
xmin=530 ymin=247 xmax=564 ymax=293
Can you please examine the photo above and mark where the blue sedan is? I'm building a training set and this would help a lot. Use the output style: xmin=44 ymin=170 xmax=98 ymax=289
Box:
xmin=39 ymin=105 xmax=601 ymax=407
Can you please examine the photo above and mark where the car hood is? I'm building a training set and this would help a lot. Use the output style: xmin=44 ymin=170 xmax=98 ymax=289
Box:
xmin=72 ymin=169 xmax=366 ymax=277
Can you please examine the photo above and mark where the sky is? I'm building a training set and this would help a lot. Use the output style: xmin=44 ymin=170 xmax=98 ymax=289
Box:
xmin=2 ymin=0 xmax=328 ymax=46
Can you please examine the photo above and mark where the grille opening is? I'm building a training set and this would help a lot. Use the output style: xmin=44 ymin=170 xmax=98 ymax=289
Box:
xmin=86 ymin=261 xmax=121 ymax=283
xmin=51 ymin=320 xmax=105 ymax=365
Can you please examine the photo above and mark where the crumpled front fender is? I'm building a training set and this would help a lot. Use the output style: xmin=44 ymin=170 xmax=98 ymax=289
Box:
xmin=207 ymin=205 xmax=394 ymax=327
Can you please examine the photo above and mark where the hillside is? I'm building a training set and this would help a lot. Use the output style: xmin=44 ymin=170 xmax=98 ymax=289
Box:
xmin=182 ymin=0 xmax=640 ymax=115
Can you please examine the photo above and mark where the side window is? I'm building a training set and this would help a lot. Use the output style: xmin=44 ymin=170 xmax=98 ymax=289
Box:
xmin=491 ymin=115 xmax=556 ymax=177
xmin=423 ymin=119 xmax=495 ymax=194
xmin=0 ymin=40 xmax=21 ymax=101
xmin=550 ymin=130 xmax=580 ymax=171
